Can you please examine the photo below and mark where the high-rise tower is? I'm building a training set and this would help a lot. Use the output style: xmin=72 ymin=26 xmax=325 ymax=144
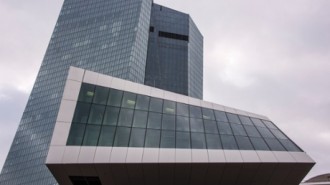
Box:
xmin=0 ymin=1 xmax=202 ymax=184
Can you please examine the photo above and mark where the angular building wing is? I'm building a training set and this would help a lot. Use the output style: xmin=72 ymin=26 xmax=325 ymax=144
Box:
xmin=46 ymin=67 xmax=314 ymax=185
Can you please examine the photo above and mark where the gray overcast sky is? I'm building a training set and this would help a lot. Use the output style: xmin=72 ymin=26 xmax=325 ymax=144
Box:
xmin=0 ymin=0 xmax=329 ymax=180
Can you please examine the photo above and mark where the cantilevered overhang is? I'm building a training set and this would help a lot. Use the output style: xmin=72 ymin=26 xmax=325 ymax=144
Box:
xmin=46 ymin=66 xmax=315 ymax=185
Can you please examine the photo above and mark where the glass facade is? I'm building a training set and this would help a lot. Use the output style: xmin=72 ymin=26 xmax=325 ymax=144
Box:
xmin=67 ymin=83 xmax=302 ymax=152
xmin=144 ymin=4 xmax=203 ymax=99
xmin=0 ymin=0 xmax=153 ymax=184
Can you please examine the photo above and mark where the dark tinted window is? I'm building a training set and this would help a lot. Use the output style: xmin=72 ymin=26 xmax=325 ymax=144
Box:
xmin=189 ymin=105 xmax=202 ymax=118
xmin=226 ymin=113 xmax=241 ymax=124
xmin=107 ymin=89 xmax=123 ymax=107
xmin=93 ymin=86 xmax=109 ymax=104
xmin=149 ymin=98 xmax=163 ymax=113
xmin=214 ymin=110 xmax=228 ymax=122
xmin=176 ymin=103 xmax=189 ymax=117
xmin=202 ymin=108 xmax=215 ymax=120
xmin=78 ymin=83 xmax=95 ymax=103
xmin=135 ymin=95 xmax=150 ymax=110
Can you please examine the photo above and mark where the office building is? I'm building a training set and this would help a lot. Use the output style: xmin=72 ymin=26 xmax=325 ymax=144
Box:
xmin=1 ymin=0 xmax=314 ymax=185
xmin=46 ymin=67 xmax=314 ymax=185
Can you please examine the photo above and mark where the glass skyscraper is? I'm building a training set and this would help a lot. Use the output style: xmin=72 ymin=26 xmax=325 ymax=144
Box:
xmin=0 ymin=1 xmax=203 ymax=184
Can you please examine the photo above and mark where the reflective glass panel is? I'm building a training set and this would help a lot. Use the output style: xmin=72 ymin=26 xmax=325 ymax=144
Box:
xmin=73 ymin=102 xmax=91 ymax=123
xmin=226 ymin=113 xmax=241 ymax=124
xmin=231 ymin=124 xmax=247 ymax=136
xmin=118 ymin=108 xmax=133 ymax=127
xmin=251 ymin=118 xmax=266 ymax=128
xmin=107 ymin=89 xmax=123 ymax=107
xmin=67 ymin=123 xmax=86 ymax=145
xmin=191 ymin=133 xmax=206 ymax=149
xmin=176 ymin=103 xmax=189 ymax=117
xmin=121 ymin=92 xmax=136 ymax=109
xmin=103 ymin=106 xmax=120 ymax=126
xmin=206 ymin=134 xmax=222 ymax=149
xmin=235 ymin=136 xmax=254 ymax=150
xmin=113 ymin=127 xmax=131 ymax=147
xmin=257 ymin=127 xmax=275 ymax=138
xmin=204 ymin=120 xmax=218 ymax=134
xmin=270 ymin=129 xmax=287 ymax=139
xmin=163 ymin=100 xmax=176 ymax=114
xmin=149 ymin=98 xmax=163 ymax=113
xmin=78 ymin=83 xmax=95 ymax=103
xmin=239 ymin=115 xmax=253 ymax=125
xmin=176 ymin=116 xmax=190 ymax=132
xmin=160 ymin=130 xmax=175 ymax=148
xmin=189 ymin=105 xmax=202 ymax=118
xmin=214 ymin=110 xmax=228 ymax=122
xmin=132 ymin=110 xmax=148 ymax=128
xmin=244 ymin=125 xmax=261 ymax=137
xmin=82 ymin=125 xmax=101 ymax=146
xmin=129 ymin=128 xmax=146 ymax=147
xmin=88 ymin=104 xmax=105 ymax=125
xmin=217 ymin=122 xmax=232 ymax=135
xmin=145 ymin=129 xmax=160 ymax=147
xmin=98 ymin=126 xmax=116 ymax=146
xmin=221 ymin=135 xmax=238 ymax=149
xmin=176 ymin=132 xmax=190 ymax=148
xmin=250 ymin=137 xmax=269 ymax=150
xmin=93 ymin=86 xmax=109 ymax=105
xmin=162 ymin=114 xmax=175 ymax=130
xmin=190 ymin=118 xmax=204 ymax=132
xmin=279 ymin=139 xmax=301 ymax=151
xmin=135 ymin=95 xmax=150 ymax=111
xmin=202 ymin=108 xmax=215 ymax=120
xmin=264 ymin=138 xmax=285 ymax=151
xmin=147 ymin=112 xmax=162 ymax=129
xmin=262 ymin=120 xmax=277 ymax=129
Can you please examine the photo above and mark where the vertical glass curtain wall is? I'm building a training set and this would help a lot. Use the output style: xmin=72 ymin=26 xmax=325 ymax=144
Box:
xmin=67 ymin=83 xmax=301 ymax=152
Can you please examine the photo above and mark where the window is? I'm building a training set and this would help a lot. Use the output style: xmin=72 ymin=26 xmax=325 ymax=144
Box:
xmin=145 ymin=129 xmax=160 ymax=147
xmin=98 ymin=126 xmax=116 ymax=146
xmin=113 ymin=127 xmax=131 ymax=147
xmin=221 ymin=135 xmax=238 ymax=149
xmin=160 ymin=130 xmax=175 ymax=148
xmin=93 ymin=86 xmax=109 ymax=104
xmin=204 ymin=120 xmax=218 ymax=134
xmin=176 ymin=103 xmax=189 ymax=117
xmin=206 ymin=134 xmax=222 ymax=149
xmin=162 ymin=114 xmax=175 ymax=130
xmin=118 ymin=108 xmax=133 ymax=127
xmin=189 ymin=105 xmax=202 ymax=118
xmin=147 ymin=112 xmax=162 ymax=129
xmin=226 ymin=113 xmax=241 ymax=124
xmin=107 ymin=89 xmax=123 ymax=107
xmin=176 ymin=116 xmax=190 ymax=132
xmin=78 ymin=83 xmax=95 ymax=103
xmin=135 ymin=95 xmax=150 ymax=110
xmin=82 ymin=125 xmax=101 ymax=146
xmin=132 ymin=110 xmax=148 ymax=128
xmin=202 ymin=108 xmax=215 ymax=120
xmin=214 ymin=110 xmax=228 ymax=122
xmin=121 ymin=92 xmax=136 ymax=109
xmin=190 ymin=118 xmax=204 ymax=132
xmin=163 ymin=100 xmax=176 ymax=114
xmin=176 ymin=132 xmax=190 ymax=148
xmin=103 ymin=107 xmax=120 ymax=126
xmin=129 ymin=128 xmax=146 ymax=147
xmin=149 ymin=98 xmax=163 ymax=113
